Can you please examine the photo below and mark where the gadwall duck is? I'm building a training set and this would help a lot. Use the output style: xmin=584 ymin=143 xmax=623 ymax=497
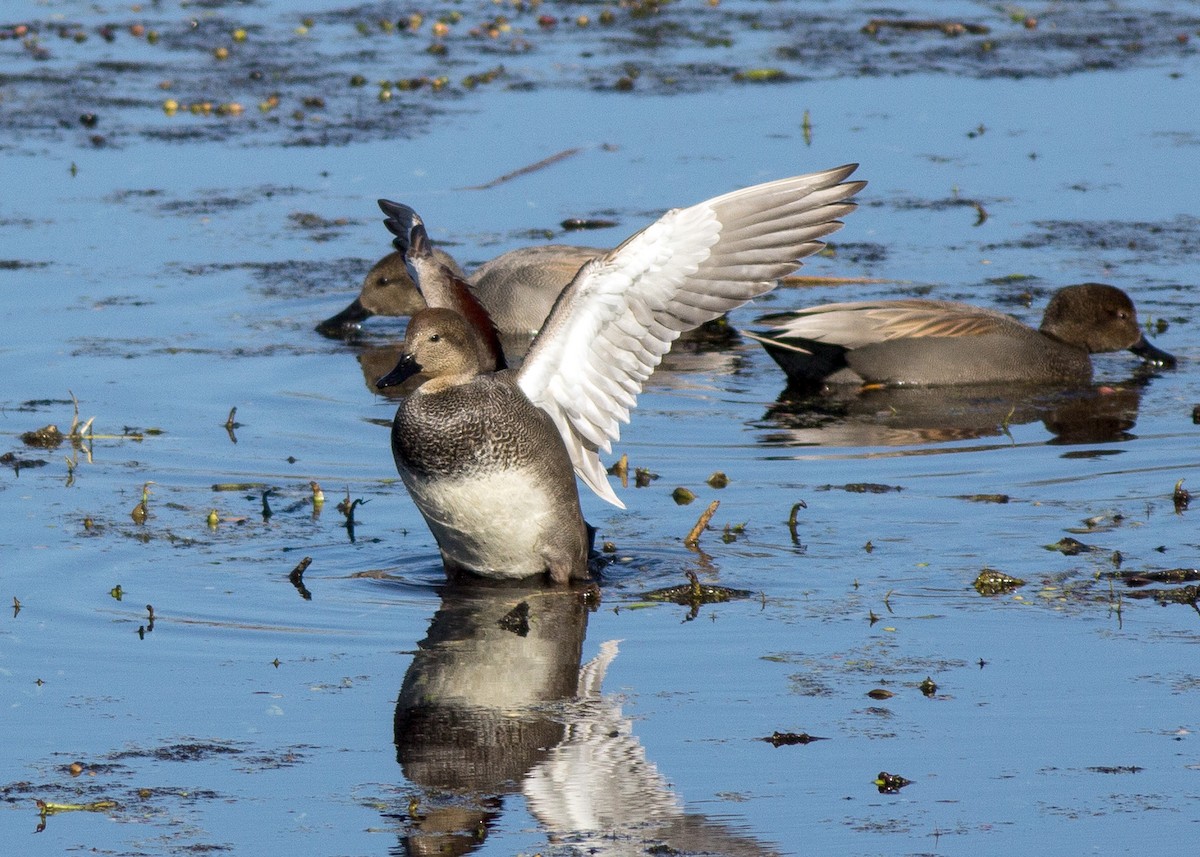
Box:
xmin=314 ymin=244 xmax=602 ymax=336
xmin=375 ymin=164 xmax=865 ymax=583
xmin=748 ymin=283 xmax=1175 ymax=389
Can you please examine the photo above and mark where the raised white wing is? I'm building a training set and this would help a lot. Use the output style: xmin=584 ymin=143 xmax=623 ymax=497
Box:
xmin=517 ymin=165 xmax=864 ymax=507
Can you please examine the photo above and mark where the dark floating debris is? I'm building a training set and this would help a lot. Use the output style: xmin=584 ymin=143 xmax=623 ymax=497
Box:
xmin=1087 ymin=765 xmax=1144 ymax=775
xmin=21 ymin=424 xmax=64 ymax=448
xmin=1173 ymin=478 xmax=1190 ymax=513
xmin=641 ymin=571 xmax=753 ymax=619
xmin=1 ymin=451 xmax=49 ymax=473
xmin=956 ymin=493 xmax=1009 ymax=504
xmin=919 ymin=677 xmax=938 ymax=698
xmin=816 ymin=483 xmax=903 ymax=494
xmin=973 ymin=568 xmax=1026 ymax=596
xmin=1045 ymin=537 xmax=1103 ymax=556
xmin=863 ymin=19 xmax=990 ymax=37
xmin=289 ymin=557 xmax=312 ymax=601
xmin=1118 ymin=578 xmax=1195 ymax=609
xmin=560 ymin=217 xmax=617 ymax=231
xmin=874 ymin=771 xmax=913 ymax=794
xmin=337 ymin=488 xmax=369 ymax=541
xmin=224 ymin=406 xmax=240 ymax=443
xmin=867 ymin=688 xmax=894 ymax=700
xmin=763 ymin=731 xmax=825 ymax=747
xmin=138 ymin=603 xmax=156 ymax=639
xmin=786 ymin=500 xmax=806 ymax=547
xmin=1119 ymin=568 xmax=1200 ymax=588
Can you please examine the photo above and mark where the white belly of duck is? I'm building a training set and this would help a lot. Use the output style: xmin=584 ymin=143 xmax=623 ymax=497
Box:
xmin=404 ymin=467 xmax=561 ymax=578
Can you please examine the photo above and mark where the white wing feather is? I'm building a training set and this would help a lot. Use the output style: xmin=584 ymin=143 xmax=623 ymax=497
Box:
xmin=517 ymin=165 xmax=865 ymax=507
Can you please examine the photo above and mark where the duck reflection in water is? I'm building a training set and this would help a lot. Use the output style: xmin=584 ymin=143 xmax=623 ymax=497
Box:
xmin=758 ymin=379 xmax=1152 ymax=449
xmin=392 ymin=582 xmax=779 ymax=856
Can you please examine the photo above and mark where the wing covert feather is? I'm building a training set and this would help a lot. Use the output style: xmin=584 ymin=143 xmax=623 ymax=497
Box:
xmin=517 ymin=165 xmax=865 ymax=506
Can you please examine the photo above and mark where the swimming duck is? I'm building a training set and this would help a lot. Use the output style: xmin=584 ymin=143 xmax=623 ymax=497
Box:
xmin=314 ymin=244 xmax=602 ymax=337
xmin=748 ymin=283 xmax=1175 ymax=389
xmin=375 ymin=164 xmax=865 ymax=583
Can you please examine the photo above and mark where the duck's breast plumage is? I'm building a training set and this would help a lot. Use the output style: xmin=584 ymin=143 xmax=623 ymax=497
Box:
xmin=391 ymin=374 xmax=587 ymax=579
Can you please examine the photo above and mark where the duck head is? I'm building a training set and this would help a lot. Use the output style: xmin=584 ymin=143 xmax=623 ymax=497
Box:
xmin=376 ymin=309 xmax=487 ymax=391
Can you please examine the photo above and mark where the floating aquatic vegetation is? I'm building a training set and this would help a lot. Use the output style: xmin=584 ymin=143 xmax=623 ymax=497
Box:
xmin=873 ymin=771 xmax=912 ymax=794
xmin=973 ymin=568 xmax=1026 ymax=596
xmin=762 ymin=731 xmax=826 ymax=747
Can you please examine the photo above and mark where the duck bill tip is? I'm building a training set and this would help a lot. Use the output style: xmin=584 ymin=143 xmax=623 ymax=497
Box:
xmin=1130 ymin=336 xmax=1176 ymax=369
xmin=315 ymin=297 xmax=371 ymax=336
xmin=376 ymin=353 xmax=422 ymax=389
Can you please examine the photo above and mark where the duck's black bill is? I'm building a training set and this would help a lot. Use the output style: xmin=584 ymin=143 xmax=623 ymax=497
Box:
xmin=315 ymin=297 xmax=371 ymax=336
xmin=1130 ymin=336 xmax=1176 ymax=369
xmin=376 ymin=352 xmax=422 ymax=389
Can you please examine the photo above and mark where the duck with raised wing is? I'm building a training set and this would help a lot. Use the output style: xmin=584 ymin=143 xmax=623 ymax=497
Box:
xmin=315 ymin=244 xmax=603 ymax=337
xmin=748 ymin=283 xmax=1175 ymax=389
xmin=375 ymin=165 xmax=865 ymax=583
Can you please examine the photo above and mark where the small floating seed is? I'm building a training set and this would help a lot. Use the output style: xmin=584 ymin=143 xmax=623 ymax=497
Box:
xmin=706 ymin=471 xmax=728 ymax=489
xmin=734 ymin=68 xmax=785 ymax=82
xmin=672 ymin=487 xmax=696 ymax=505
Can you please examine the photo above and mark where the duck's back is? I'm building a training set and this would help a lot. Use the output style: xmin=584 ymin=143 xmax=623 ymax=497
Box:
xmin=471 ymin=245 xmax=601 ymax=335
xmin=758 ymin=300 xmax=1094 ymax=387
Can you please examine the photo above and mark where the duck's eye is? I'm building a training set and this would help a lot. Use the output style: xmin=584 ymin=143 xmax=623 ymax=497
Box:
xmin=429 ymin=334 xmax=441 ymax=342
xmin=375 ymin=277 xmax=390 ymax=287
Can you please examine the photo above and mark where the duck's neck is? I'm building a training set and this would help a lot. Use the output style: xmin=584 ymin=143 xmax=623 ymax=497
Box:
xmin=410 ymin=256 xmax=507 ymax=371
